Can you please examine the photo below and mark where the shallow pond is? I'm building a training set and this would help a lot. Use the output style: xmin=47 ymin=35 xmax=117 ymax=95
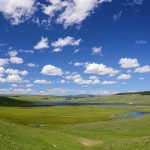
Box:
xmin=115 ymin=111 xmax=150 ymax=118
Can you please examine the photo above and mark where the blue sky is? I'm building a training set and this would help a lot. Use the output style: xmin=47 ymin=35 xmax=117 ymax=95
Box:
xmin=0 ymin=0 xmax=150 ymax=95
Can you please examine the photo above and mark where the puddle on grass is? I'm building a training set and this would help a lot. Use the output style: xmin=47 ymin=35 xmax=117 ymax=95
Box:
xmin=114 ymin=111 xmax=150 ymax=118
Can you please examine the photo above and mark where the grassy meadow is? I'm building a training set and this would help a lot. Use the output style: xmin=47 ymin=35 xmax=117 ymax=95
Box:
xmin=0 ymin=94 xmax=150 ymax=150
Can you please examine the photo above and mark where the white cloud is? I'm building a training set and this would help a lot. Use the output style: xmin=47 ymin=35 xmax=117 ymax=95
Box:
xmin=56 ymin=0 xmax=112 ymax=28
xmin=125 ymin=0 xmax=143 ymax=6
xmin=11 ymin=84 xmax=18 ymax=87
xmin=0 ymin=0 xmax=111 ymax=27
xmin=84 ymin=63 xmax=119 ymax=75
xmin=5 ymin=68 xmax=28 ymax=76
xmin=113 ymin=11 xmax=122 ymax=22
xmin=0 ymin=58 xmax=9 ymax=66
xmin=5 ymin=68 xmax=19 ymax=75
xmin=19 ymin=70 xmax=28 ymax=76
xmin=8 ymin=51 xmax=24 ymax=64
xmin=52 ymin=47 xmax=62 ymax=52
xmin=41 ymin=64 xmax=63 ymax=76
xmin=74 ymin=62 xmax=89 ymax=67
xmin=74 ymin=62 xmax=83 ymax=67
xmin=65 ymin=73 xmax=100 ymax=85
xmin=27 ymin=63 xmax=38 ymax=67
xmin=117 ymin=74 xmax=131 ymax=80
xmin=0 ymin=78 xmax=6 ymax=82
xmin=0 ymin=67 xmax=5 ymax=74
xmin=34 ymin=79 xmax=51 ymax=84
xmin=135 ymin=65 xmax=150 ymax=73
xmin=0 ymin=88 xmax=34 ymax=95
xmin=91 ymin=46 xmax=102 ymax=55
xmin=51 ymin=36 xmax=81 ymax=52
xmin=8 ymin=50 xmax=18 ymax=57
xmin=74 ymin=49 xmax=80 ymax=53
xmin=0 ymin=0 xmax=36 ymax=25
xmin=133 ymin=0 xmax=143 ymax=5
xmin=42 ymin=0 xmax=68 ymax=17
xmin=119 ymin=58 xmax=140 ymax=69
xmin=45 ymin=88 xmax=115 ymax=96
xmin=26 ymin=84 xmax=33 ymax=88
xmin=34 ymin=37 xmax=49 ymax=50
xmin=60 ymin=79 xmax=66 ymax=84
xmin=0 ymin=87 xmax=116 ymax=96
xmin=135 ymin=40 xmax=147 ymax=45
xmin=102 ymin=80 xmax=117 ymax=85
xmin=19 ymin=49 xmax=34 ymax=54
xmin=10 ymin=56 xmax=23 ymax=64
xmin=6 ymin=74 xmax=22 ymax=82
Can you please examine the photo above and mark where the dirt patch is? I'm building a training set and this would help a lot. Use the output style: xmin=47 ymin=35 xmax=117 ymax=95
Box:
xmin=80 ymin=138 xmax=103 ymax=147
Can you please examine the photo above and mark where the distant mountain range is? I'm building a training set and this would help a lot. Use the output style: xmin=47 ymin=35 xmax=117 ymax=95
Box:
xmin=63 ymin=94 xmax=97 ymax=98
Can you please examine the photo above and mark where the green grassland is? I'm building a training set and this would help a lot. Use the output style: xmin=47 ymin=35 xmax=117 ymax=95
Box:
xmin=0 ymin=94 xmax=150 ymax=150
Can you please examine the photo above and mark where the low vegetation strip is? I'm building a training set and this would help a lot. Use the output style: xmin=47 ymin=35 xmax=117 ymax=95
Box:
xmin=116 ymin=91 xmax=150 ymax=95
xmin=0 ymin=96 xmax=32 ymax=107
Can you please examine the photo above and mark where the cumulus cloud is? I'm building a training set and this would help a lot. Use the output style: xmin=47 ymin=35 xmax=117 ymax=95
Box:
xmin=74 ymin=75 xmax=100 ymax=85
xmin=0 ymin=58 xmax=9 ymax=66
xmin=5 ymin=68 xmax=28 ymax=76
xmin=27 ymin=63 xmax=38 ymax=67
xmin=0 ymin=67 xmax=28 ymax=83
xmin=6 ymin=74 xmax=22 ymax=82
xmin=102 ymin=80 xmax=117 ymax=85
xmin=117 ymin=74 xmax=131 ymax=80
xmin=0 ymin=0 xmax=111 ymax=27
xmin=135 ymin=65 xmax=150 ymax=73
xmin=74 ymin=62 xmax=89 ymax=67
xmin=51 ymin=36 xmax=81 ymax=52
xmin=34 ymin=37 xmax=49 ymax=50
xmin=41 ymin=64 xmax=63 ymax=76
xmin=119 ymin=58 xmax=140 ymax=69
xmin=34 ymin=79 xmax=51 ymax=84
xmin=0 ymin=67 xmax=5 ymax=74
xmin=10 ymin=56 xmax=24 ymax=64
xmin=65 ymin=73 xmax=100 ymax=85
xmin=0 ymin=0 xmax=36 ymax=25
xmin=41 ymin=0 xmax=111 ymax=28
xmin=84 ymin=63 xmax=119 ymax=75
xmin=8 ymin=50 xmax=18 ymax=57
xmin=56 ymin=0 xmax=112 ymax=28
xmin=26 ymin=84 xmax=33 ymax=88
xmin=91 ymin=46 xmax=102 ymax=55
xmin=0 ymin=87 xmax=116 ymax=96
xmin=60 ymin=79 xmax=66 ymax=84
xmin=42 ymin=0 xmax=68 ymax=17
xmin=52 ymin=47 xmax=62 ymax=52
xmin=0 ymin=88 xmax=34 ymax=95
xmin=45 ymin=88 xmax=116 ymax=96
xmin=11 ymin=84 xmax=18 ymax=87
xmin=0 ymin=78 xmax=6 ymax=82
